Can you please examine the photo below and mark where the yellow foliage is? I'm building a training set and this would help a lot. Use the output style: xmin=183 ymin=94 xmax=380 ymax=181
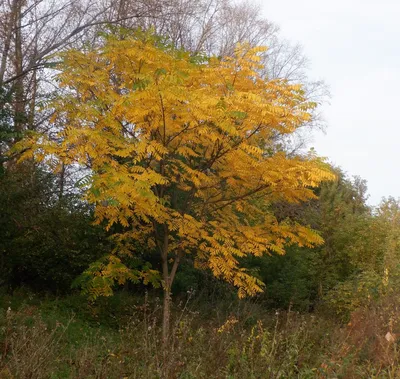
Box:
xmin=20 ymin=30 xmax=335 ymax=298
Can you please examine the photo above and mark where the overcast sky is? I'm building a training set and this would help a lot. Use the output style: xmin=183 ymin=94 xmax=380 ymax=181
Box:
xmin=258 ymin=0 xmax=399 ymax=205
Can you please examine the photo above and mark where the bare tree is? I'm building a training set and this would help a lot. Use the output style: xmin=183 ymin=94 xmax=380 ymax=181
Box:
xmin=108 ymin=0 xmax=329 ymax=152
xmin=0 ymin=0 xmax=328 ymax=161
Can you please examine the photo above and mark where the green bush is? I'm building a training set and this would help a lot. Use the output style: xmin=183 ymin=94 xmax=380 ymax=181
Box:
xmin=0 ymin=164 xmax=111 ymax=292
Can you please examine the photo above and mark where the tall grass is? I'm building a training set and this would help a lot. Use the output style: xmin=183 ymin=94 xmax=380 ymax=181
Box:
xmin=2 ymin=289 xmax=400 ymax=378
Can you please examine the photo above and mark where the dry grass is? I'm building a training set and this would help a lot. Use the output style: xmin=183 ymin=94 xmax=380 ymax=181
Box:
xmin=0 ymin=291 xmax=331 ymax=379
xmin=3 ymin=290 xmax=400 ymax=378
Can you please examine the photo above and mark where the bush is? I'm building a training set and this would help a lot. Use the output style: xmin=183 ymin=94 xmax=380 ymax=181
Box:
xmin=0 ymin=164 xmax=111 ymax=292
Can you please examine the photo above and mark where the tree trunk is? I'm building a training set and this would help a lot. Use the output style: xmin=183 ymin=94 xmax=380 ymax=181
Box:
xmin=59 ymin=163 xmax=66 ymax=201
xmin=161 ymin=250 xmax=171 ymax=377
xmin=157 ymin=223 xmax=182 ymax=378
xmin=160 ymin=225 xmax=171 ymax=378
xmin=0 ymin=0 xmax=17 ymax=87
xmin=13 ymin=0 xmax=25 ymax=136
xmin=162 ymin=285 xmax=171 ymax=351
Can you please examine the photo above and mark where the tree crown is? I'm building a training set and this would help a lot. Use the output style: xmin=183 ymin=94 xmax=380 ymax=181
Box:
xmin=19 ymin=30 xmax=335 ymax=298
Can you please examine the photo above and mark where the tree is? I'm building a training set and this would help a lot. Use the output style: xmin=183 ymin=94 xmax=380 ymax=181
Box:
xmin=248 ymin=170 xmax=374 ymax=311
xmin=19 ymin=30 xmax=334 ymax=364
xmin=0 ymin=163 xmax=110 ymax=291
xmin=0 ymin=0 xmax=324 ymax=137
xmin=1 ymin=0 xmax=320 ymax=195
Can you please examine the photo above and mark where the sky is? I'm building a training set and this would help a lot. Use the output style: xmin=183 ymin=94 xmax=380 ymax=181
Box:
xmin=257 ymin=0 xmax=400 ymax=205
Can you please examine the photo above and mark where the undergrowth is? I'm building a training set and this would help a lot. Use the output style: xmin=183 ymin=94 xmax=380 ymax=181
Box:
xmin=1 ymin=288 xmax=400 ymax=378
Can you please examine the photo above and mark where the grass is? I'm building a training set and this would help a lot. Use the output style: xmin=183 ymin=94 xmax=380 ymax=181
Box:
xmin=2 ymin=288 xmax=400 ymax=378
